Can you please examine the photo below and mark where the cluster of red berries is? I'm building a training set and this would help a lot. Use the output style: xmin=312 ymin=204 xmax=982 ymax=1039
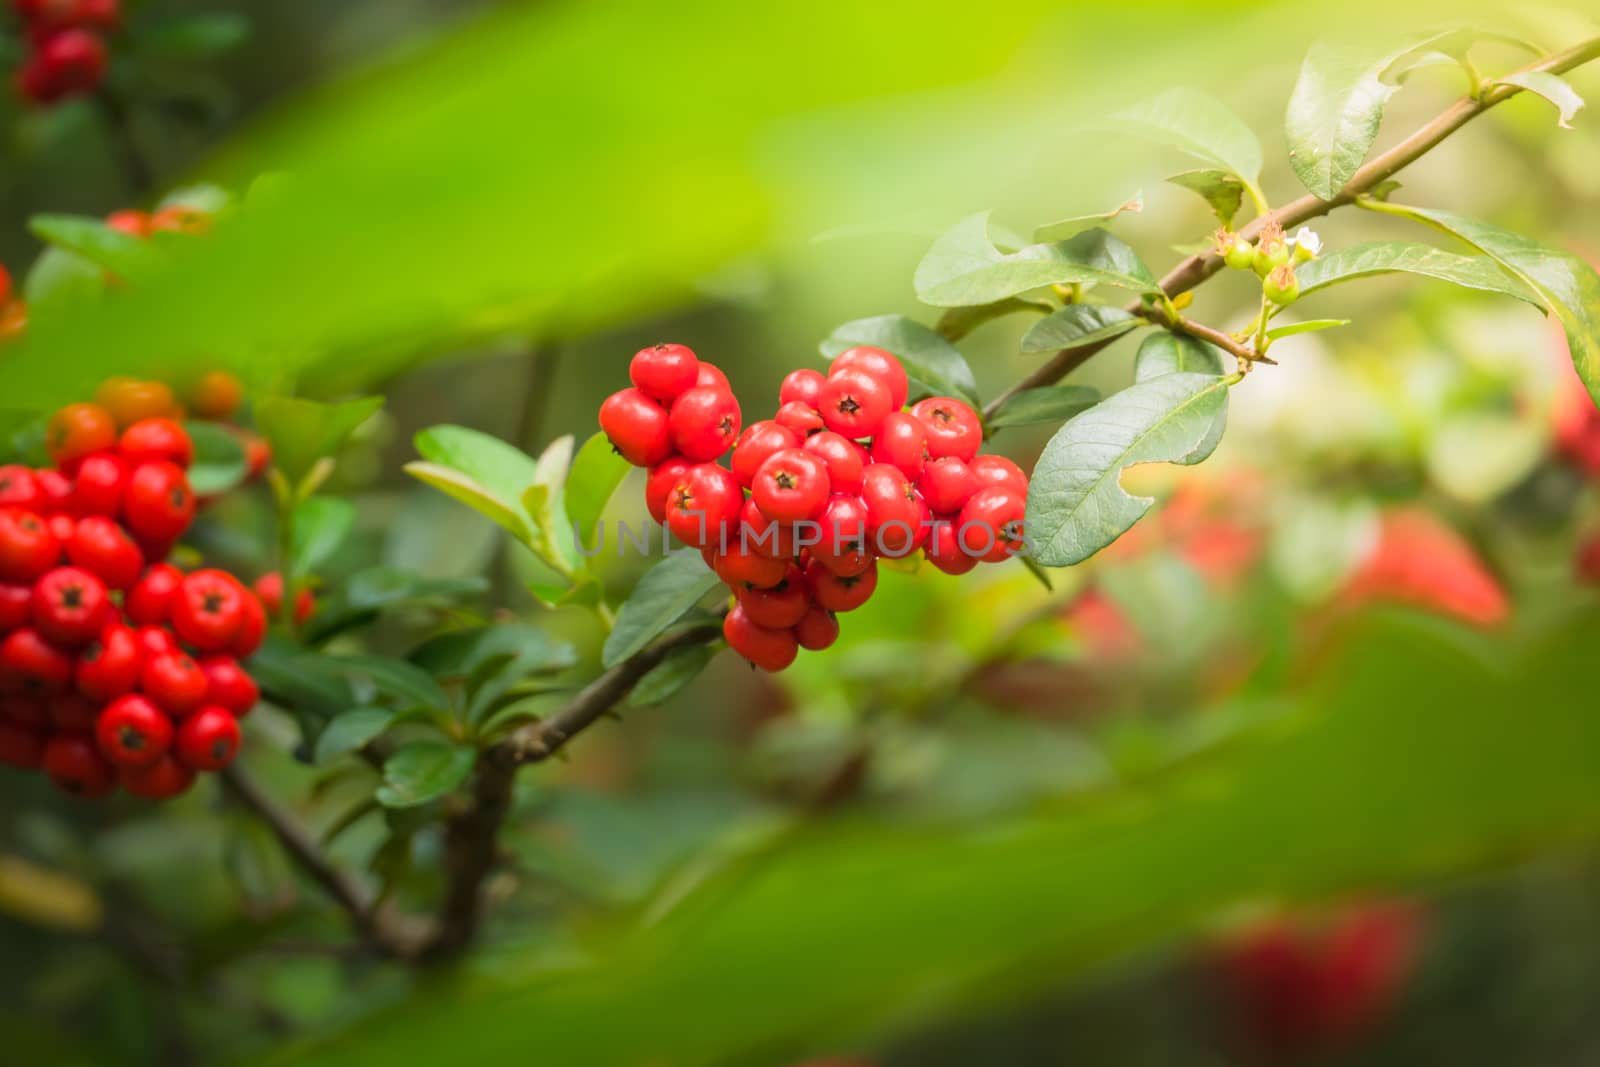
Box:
xmin=0 ymin=382 xmax=268 ymax=799
xmin=600 ymin=343 xmax=1030 ymax=671
xmin=10 ymin=0 xmax=118 ymax=107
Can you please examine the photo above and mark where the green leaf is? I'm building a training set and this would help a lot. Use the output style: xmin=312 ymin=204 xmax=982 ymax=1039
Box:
xmin=183 ymin=421 xmax=247 ymax=496
xmin=313 ymin=708 xmax=398 ymax=763
xmin=1165 ymin=169 xmax=1245 ymax=226
xmin=414 ymin=425 xmax=538 ymax=517
xmin=629 ymin=644 xmax=715 ymax=706
xmin=1495 ymin=71 xmax=1585 ymax=129
xmin=27 ymin=215 xmax=164 ymax=280
xmin=306 ymin=569 xmax=488 ymax=642
xmin=819 ymin=315 xmax=979 ymax=405
xmin=1264 ymin=318 xmax=1351 ymax=341
xmin=409 ymin=624 xmax=577 ymax=680
xmin=1381 ymin=206 xmax=1600 ymax=405
xmin=565 ymin=433 xmax=631 ymax=543
xmin=1026 ymin=373 xmax=1230 ymax=566
xmin=1294 ymin=241 xmax=1542 ymax=306
xmin=1132 ymin=330 xmax=1225 ymax=381
xmin=933 ymin=297 xmax=1051 ymax=342
xmin=1019 ymin=305 xmax=1141 ymax=354
xmin=21 ymin=247 xmax=104 ymax=311
xmin=405 ymin=462 xmax=531 ymax=542
xmin=1031 ymin=192 xmax=1143 ymax=243
xmin=914 ymin=213 xmax=1163 ymax=307
xmin=1107 ymin=88 xmax=1262 ymax=199
xmin=376 ymin=743 xmax=475 ymax=808
xmin=984 ymin=386 xmax=1101 ymax=431
xmin=522 ymin=436 xmax=583 ymax=577
xmin=256 ymin=395 xmax=383 ymax=486
xmin=289 ymin=497 xmax=356 ymax=579
xmin=333 ymin=655 xmax=449 ymax=711
xmin=135 ymin=12 xmax=252 ymax=57
xmin=602 ymin=553 xmax=722 ymax=668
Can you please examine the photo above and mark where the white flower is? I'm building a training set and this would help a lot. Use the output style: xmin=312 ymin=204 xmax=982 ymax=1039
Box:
xmin=1290 ymin=227 xmax=1322 ymax=262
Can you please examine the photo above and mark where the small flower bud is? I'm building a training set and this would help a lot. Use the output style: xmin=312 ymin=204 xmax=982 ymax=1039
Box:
xmin=1290 ymin=226 xmax=1322 ymax=263
xmin=1264 ymin=263 xmax=1300 ymax=305
xmin=1253 ymin=221 xmax=1289 ymax=277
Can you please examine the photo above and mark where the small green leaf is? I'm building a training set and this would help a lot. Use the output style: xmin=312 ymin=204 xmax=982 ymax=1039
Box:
xmin=1019 ymin=305 xmax=1141 ymax=354
xmin=1132 ymin=330 xmax=1225 ymax=381
xmin=819 ymin=315 xmax=979 ymax=405
xmin=602 ymin=553 xmax=722 ymax=668
xmin=1032 ymin=192 xmax=1143 ymax=243
xmin=1020 ymin=556 xmax=1054 ymax=592
xmin=1107 ymin=89 xmax=1263 ymax=200
xmin=404 ymin=462 xmax=531 ymax=542
xmin=1494 ymin=71 xmax=1584 ymax=129
xmin=1026 ymin=373 xmax=1230 ymax=566
xmin=376 ymin=743 xmax=475 ymax=808
xmin=289 ymin=496 xmax=356 ymax=580
xmin=313 ymin=708 xmax=397 ymax=764
xmin=1166 ymin=169 xmax=1245 ymax=226
xmin=565 ymin=433 xmax=631 ymax=542
xmin=183 ymin=421 xmax=247 ymax=496
xmin=629 ymin=644 xmax=715 ymax=706
xmin=333 ymin=655 xmax=449 ymax=711
xmin=934 ymin=297 xmax=1051 ymax=342
xmin=22 ymin=247 xmax=104 ymax=310
xmin=134 ymin=12 xmax=251 ymax=57
xmin=306 ymin=569 xmax=488 ymax=642
xmin=985 ymin=386 xmax=1102 ymax=431
xmin=1295 ymin=241 xmax=1541 ymax=306
xmin=414 ymin=425 xmax=538 ymax=518
xmin=409 ymin=624 xmax=577 ymax=680
xmin=256 ymin=395 xmax=383 ymax=485
xmin=1264 ymin=318 xmax=1351 ymax=340
xmin=28 ymin=215 xmax=164 ymax=280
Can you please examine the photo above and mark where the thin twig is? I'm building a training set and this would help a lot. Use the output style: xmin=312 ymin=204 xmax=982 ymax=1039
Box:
xmin=93 ymin=89 xmax=157 ymax=196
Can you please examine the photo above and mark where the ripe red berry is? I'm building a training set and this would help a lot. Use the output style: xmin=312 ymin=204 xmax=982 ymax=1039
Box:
xmin=811 ymin=494 xmax=874 ymax=577
xmin=0 ymin=582 xmax=32 ymax=630
xmin=969 ymin=454 xmax=1029 ymax=495
xmin=96 ymin=694 xmax=173 ymax=768
xmin=0 ymin=465 xmax=39 ymax=509
xmin=33 ymin=469 xmax=73 ymax=514
xmin=722 ymin=605 xmax=798 ymax=672
xmin=806 ymin=558 xmax=878 ymax=612
xmin=42 ymin=732 xmax=115 ymax=797
xmin=199 ymin=655 xmax=258 ymax=715
xmin=0 ymin=693 xmax=50 ymax=728
xmin=104 ymin=211 xmax=151 ymax=238
xmin=143 ymin=650 xmax=208 ymax=716
xmin=94 ymin=377 xmax=178 ymax=427
xmin=252 ymin=571 xmax=313 ymax=625
xmin=645 ymin=456 xmax=694 ymax=525
xmin=47 ymin=514 xmax=76 ymax=545
xmin=668 ymin=386 xmax=742 ymax=461
xmin=0 ymin=722 xmax=44 ymax=769
xmin=135 ymin=624 xmax=178 ymax=659
xmin=118 ymin=418 xmax=194 ymax=469
xmin=150 ymin=205 xmax=212 ymax=236
xmin=188 ymin=370 xmax=243 ymax=421
xmin=910 ymin=397 xmax=983 ymax=463
xmin=779 ymin=368 xmax=826 ymax=409
xmin=175 ymin=705 xmax=241 ymax=771
xmin=818 ymin=369 xmax=894 ymax=439
xmin=599 ymin=388 xmax=672 ymax=467
xmin=801 ymin=431 xmax=866 ymax=494
xmin=957 ymin=486 xmax=1027 ymax=563
xmin=47 ymin=402 xmax=117 ymax=467
xmin=739 ymin=498 xmax=797 ymax=561
xmin=629 ymin=343 xmax=701 ymax=401
xmin=752 ymin=448 xmax=831 ymax=523
xmin=126 ymin=562 xmax=182 ymax=625
xmin=66 ymin=515 xmax=144 ymax=590
xmin=172 ymin=569 xmax=247 ymax=651
xmin=918 ymin=457 xmax=979 ymax=514
xmin=830 ymin=346 xmax=909 ymax=411
xmin=774 ymin=400 xmax=825 ymax=436
xmin=120 ymin=754 xmax=195 ymax=800
xmin=665 ymin=464 xmax=742 ymax=549
xmin=50 ymin=691 xmax=98 ymax=730
xmin=925 ymin=520 xmax=978 ymax=575
xmin=0 ymin=509 xmax=62 ymax=582
xmin=2 ymin=629 xmax=73 ymax=692
xmin=32 ymin=566 xmax=110 ymax=646
xmin=122 ymin=460 xmax=195 ymax=544
xmin=712 ymin=542 xmax=788 ymax=590
xmin=793 ymin=604 xmax=840 ymax=651
xmin=860 ymin=463 xmax=930 ymax=558
xmin=230 ymin=591 xmax=267 ymax=659
xmin=694 ymin=363 xmax=730 ymax=391
xmin=730 ymin=420 xmax=801 ymax=488
xmin=69 ymin=452 xmax=128 ymax=517
xmin=75 ymin=623 xmax=142 ymax=702
xmin=870 ymin=412 xmax=928 ymax=479
xmin=735 ymin=566 xmax=809 ymax=629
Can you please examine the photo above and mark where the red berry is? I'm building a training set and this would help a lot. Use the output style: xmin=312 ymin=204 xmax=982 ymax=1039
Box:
xmin=95 ymin=376 xmax=178 ymax=427
xmin=42 ymin=732 xmax=115 ymax=797
xmin=66 ymin=514 xmax=143 ymax=590
xmin=870 ymin=412 xmax=929 ymax=479
xmin=645 ymin=456 xmax=694 ymax=525
xmin=722 ymin=605 xmax=798 ymax=672
xmin=199 ymin=655 xmax=257 ymax=715
xmin=229 ymin=590 xmax=267 ymax=659
xmin=0 ymin=509 xmax=62 ymax=583
xmin=1 ymin=629 xmax=73 ymax=693
xmin=188 ymin=370 xmax=243 ymax=421
xmin=918 ymin=457 xmax=979 ymax=514
xmin=51 ymin=691 xmax=99 ymax=730
xmin=150 ymin=205 xmax=212 ymax=236
xmin=694 ymin=363 xmax=730 ymax=391
xmin=172 ymin=569 xmax=247 ymax=651
xmin=779 ymin=368 xmax=826 ymax=408
xmin=126 ymin=562 xmax=182 ymax=625
xmin=925 ymin=520 xmax=978 ymax=575
xmin=118 ymin=418 xmax=194 ymax=469
xmin=46 ymin=402 xmax=117 ymax=467
xmin=599 ymin=388 xmax=673 ymax=467
xmin=774 ymin=400 xmax=825 ymax=436
xmin=801 ymin=431 xmax=866 ymax=494
xmin=47 ymin=514 xmax=76 ymax=545
xmin=105 ymin=210 xmax=151 ymax=237
xmin=806 ymin=558 xmax=878 ymax=612
xmin=860 ymin=463 xmax=930 ymax=558
xmin=668 ymin=387 xmax=741 ymax=461
xmin=830 ymin=346 xmax=909 ymax=411
xmin=120 ymin=754 xmax=195 ymax=800
xmin=252 ymin=571 xmax=313 ymax=625
xmin=142 ymin=650 xmax=208 ymax=716
xmin=240 ymin=432 xmax=272 ymax=480
xmin=123 ymin=460 xmax=195 ymax=545
xmin=712 ymin=542 xmax=788 ymax=590
xmin=752 ymin=448 xmax=831 ymax=524
xmin=629 ymin=343 xmax=700 ymax=401
xmin=69 ymin=452 xmax=128 ymax=516
xmin=911 ymin=397 xmax=983 ymax=463
xmin=969 ymin=454 xmax=1029 ymax=495
xmin=135 ymin=624 xmax=177 ymax=659
xmin=0 ymin=465 xmax=39 ymax=509
xmin=75 ymin=622 xmax=141 ymax=702
xmin=819 ymin=369 xmax=895 ymax=440
xmin=665 ymin=464 xmax=743 ymax=550
xmin=957 ymin=486 xmax=1027 ymax=563
xmin=735 ymin=566 xmax=809 ymax=629
xmin=32 ymin=566 xmax=110 ymax=646
xmin=793 ymin=604 xmax=839 ymax=651
xmin=33 ymin=469 xmax=73 ymax=514
xmin=811 ymin=494 xmax=874 ymax=577
xmin=0 ymin=722 xmax=44 ymax=769
xmin=0 ymin=582 xmax=32 ymax=630
xmin=96 ymin=694 xmax=173 ymax=768
xmin=730 ymin=420 xmax=801 ymax=488
xmin=0 ymin=693 xmax=50 ymax=728
xmin=175 ymin=705 xmax=240 ymax=771
xmin=739 ymin=498 xmax=797 ymax=561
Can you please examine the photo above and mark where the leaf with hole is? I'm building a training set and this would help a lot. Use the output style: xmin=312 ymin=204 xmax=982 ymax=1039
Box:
xmin=1495 ymin=71 xmax=1584 ymax=129
xmin=820 ymin=315 xmax=979 ymax=405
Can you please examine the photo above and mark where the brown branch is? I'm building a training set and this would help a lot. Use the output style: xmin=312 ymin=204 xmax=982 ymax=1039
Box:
xmin=1131 ymin=305 xmax=1275 ymax=368
xmin=983 ymin=34 xmax=1600 ymax=421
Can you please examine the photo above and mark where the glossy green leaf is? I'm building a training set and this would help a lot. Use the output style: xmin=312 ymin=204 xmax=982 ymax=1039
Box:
xmin=1295 ymin=241 xmax=1541 ymax=305
xmin=1019 ymin=305 xmax=1141 ymax=353
xmin=27 ymin=215 xmax=164 ymax=280
xmin=820 ymin=315 xmax=979 ymax=405
xmin=21 ymin=247 xmax=104 ymax=311
xmin=183 ymin=420 xmax=248 ymax=496
xmin=414 ymin=425 xmax=538 ymax=518
xmin=984 ymin=386 xmax=1101 ymax=431
xmin=256 ymin=395 xmax=383 ymax=485
xmin=1031 ymin=191 xmax=1143 ymax=243
xmin=933 ymin=297 xmax=1051 ymax=342
xmin=1495 ymin=71 xmax=1585 ymax=128
xmin=914 ymin=213 xmax=1163 ymax=307
xmin=565 ymin=433 xmax=631 ymax=543
xmin=602 ymin=553 xmax=722 ymax=668
xmin=403 ymin=463 xmax=530 ymax=542
xmin=313 ymin=708 xmax=398 ymax=764
xmin=1165 ymin=169 xmax=1245 ymax=226
xmin=333 ymin=655 xmax=449 ymax=711
xmin=629 ymin=644 xmax=716 ymax=707
xmin=306 ymin=569 xmax=489 ymax=642
xmin=1026 ymin=372 xmax=1230 ymax=566
xmin=376 ymin=743 xmax=475 ymax=808
xmin=1132 ymin=330 xmax=1226 ymax=380
xmin=1264 ymin=318 xmax=1351 ymax=340
xmin=1107 ymin=88 xmax=1262 ymax=200
xmin=409 ymin=624 xmax=577 ymax=680
xmin=289 ymin=497 xmax=356 ymax=580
